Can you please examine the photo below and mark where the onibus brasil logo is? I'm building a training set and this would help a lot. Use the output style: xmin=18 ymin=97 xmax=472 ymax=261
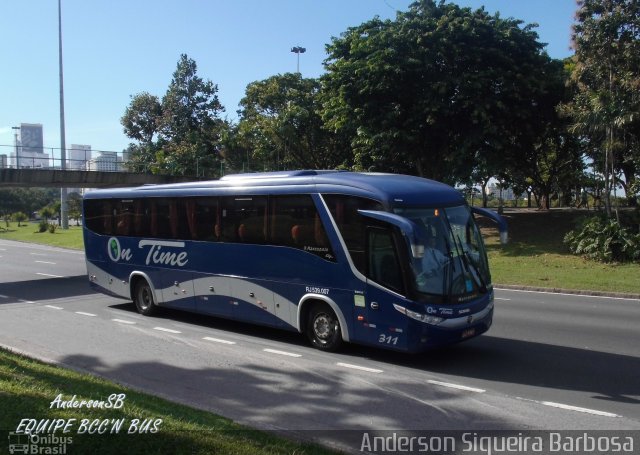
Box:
xmin=107 ymin=238 xmax=188 ymax=267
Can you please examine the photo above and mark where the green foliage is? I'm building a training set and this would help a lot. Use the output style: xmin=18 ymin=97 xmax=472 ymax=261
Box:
xmin=122 ymin=54 xmax=225 ymax=177
xmin=235 ymin=73 xmax=347 ymax=171
xmin=565 ymin=0 xmax=640 ymax=211
xmin=0 ymin=188 xmax=58 ymax=218
xmin=39 ymin=206 xmax=55 ymax=223
xmin=67 ymin=193 xmax=83 ymax=226
xmin=38 ymin=220 xmax=48 ymax=233
xmin=321 ymin=0 xmax=554 ymax=184
xmin=121 ymin=92 xmax=162 ymax=145
xmin=564 ymin=214 xmax=640 ymax=263
xmin=48 ymin=223 xmax=57 ymax=234
xmin=12 ymin=212 xmax=28 ymax=227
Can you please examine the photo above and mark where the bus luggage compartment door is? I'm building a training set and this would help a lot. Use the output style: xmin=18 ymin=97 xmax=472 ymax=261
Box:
xmin=194 ymin=274 xmax=233 ymax=318
xmin=158 ymin=270 xmax=196 ymax=311
xmin=229 ymin=279 xmax=284 ymax=328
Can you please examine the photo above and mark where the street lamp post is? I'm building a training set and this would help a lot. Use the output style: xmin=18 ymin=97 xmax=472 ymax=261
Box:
xmin=11 ymin=126 xmax=20 ymax=169
xmin=58 ymin=0 xmax=68 ymax=229
xmin=290 ymin=46 xmax=306 ymax=74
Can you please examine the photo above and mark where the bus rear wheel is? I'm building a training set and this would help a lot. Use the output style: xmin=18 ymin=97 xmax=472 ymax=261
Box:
xmin=306 ymin=304 xmax=343 ymax=351
xmin=133 ymin=279 xmax=157 ymax=316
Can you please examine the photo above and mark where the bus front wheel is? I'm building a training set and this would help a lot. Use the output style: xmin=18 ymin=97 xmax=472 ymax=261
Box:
xmin=306 ymin=304 xmax=343 ymax=351
xmin=133 ymin=279 xmax=157 ymax=316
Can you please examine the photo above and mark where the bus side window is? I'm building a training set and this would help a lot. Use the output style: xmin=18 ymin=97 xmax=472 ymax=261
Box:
xmin=220 ymin=196 xmax=267 ymax=244
xmin=323 ymin=195 xmax=384 ymax=273
xmin=115 ymin=200 xmax=133 ymax=236
xmin=133 ymin=199 xmax=148 ymax=237
xmin=271 ymin=195 xmax=335 ymax=261
xmin=195 ymin=197 xmax=218 ymax=241
xmin=102 ymin=202 xmax=113 ymax=235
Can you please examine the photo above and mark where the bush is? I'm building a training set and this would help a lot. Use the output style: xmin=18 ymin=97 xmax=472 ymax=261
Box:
xmin=38 ymin=221 xmax=49 ymax=233
xmin=48 ymin=223 xmax=57 ymax=234
xmin=564 ymin=214 xmax=640 ymax=263
xmin=12 ymin=212 xmax=28 ymax=227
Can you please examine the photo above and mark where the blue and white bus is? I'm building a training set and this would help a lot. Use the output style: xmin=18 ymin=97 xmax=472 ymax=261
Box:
xmin=82 ymin=170 xmax=507 ymax=353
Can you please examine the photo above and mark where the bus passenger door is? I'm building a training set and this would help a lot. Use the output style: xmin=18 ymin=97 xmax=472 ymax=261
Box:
xmin=358 ymin=227 xmax=409 ymax=350
xmin=158 ymin=270 xmax=196 ymax=311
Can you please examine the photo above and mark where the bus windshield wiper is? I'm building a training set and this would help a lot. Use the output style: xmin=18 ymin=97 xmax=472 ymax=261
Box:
xmin=460 ymin=250 xmax=487 ymax=293
xmin=442 ymin=236 xmax=455 ymax=303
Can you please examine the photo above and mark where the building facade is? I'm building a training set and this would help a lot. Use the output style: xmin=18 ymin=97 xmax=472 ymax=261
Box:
xmin=86 ymin=151 xmax=122 ymax=172
xmin=69 ymin=144 xmax=92 ymax=170
xmin=11 ymin=123 xmax=51 ymax=169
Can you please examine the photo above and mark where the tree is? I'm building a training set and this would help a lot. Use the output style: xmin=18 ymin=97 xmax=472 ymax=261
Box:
xmin=12 ymin=212 xmax=27 ymax=227
xmin=321 ymin=0 xmax=552 ymax=185
xmin=236 ymin=73 xmax=347 ymax=171
xmin=159 ymin=54 xmax=225 ymax=176
xmin=567 ymin=0 xmax=640 ymax=212
xmin=121 ymin=92 xmax=163 ymax=174
xmin=508 ymin=58 xmax=585 ymax=210
xmin=40 ymin=207 xmax=55 ymax=223
xmin=67 ymin=193 xmax=83 ymax=226
xmin=0 ymin=188 xmax=57 ymax=219
xmin=121 ymin=92 xmax=162 ymax=146
xmin=121 ymin=54 xmax=225 ymax=177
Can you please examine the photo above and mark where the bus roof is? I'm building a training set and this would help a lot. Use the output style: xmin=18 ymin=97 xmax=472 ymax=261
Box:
xmin=84 ymin=170 xmax=464 ymax=207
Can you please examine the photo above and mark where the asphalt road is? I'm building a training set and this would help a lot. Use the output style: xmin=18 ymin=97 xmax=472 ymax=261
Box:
xmin=1 ymin=239 xmax=639 ymax=451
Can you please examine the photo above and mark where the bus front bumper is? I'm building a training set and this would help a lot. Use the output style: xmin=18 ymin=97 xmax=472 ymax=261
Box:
xmin=412 ymin=302 xmax=493 ymax=351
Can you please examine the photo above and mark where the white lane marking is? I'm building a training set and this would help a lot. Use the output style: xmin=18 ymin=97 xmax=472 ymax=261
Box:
xmin=541 ymin=401 xmax=619 ymax=417
xmin=494 ymin=297 xmax=511 ymax=301
xmin=263 ymin=348 xmax=301 ymax=358
xmin=153 ymin=327 xmax=181 ymax=334
xmin=112 ymin=319 xmax=136 ymax=325
xmin=203 ymin=337 xmax=236 ymax=345
xmin=35 ymin=260 xmax=57 ymax=265
xmin=45 ymin=305 xmax=63 ymax=310
xmin=427 ymin=380 xmax=486 ymax=393
xmin=18 ymin=299 xmax=35 ymax=304
xmin=29 ymin=253 xmax=47 ymax=256
xmin=336 ymin=362 xmax=383 ymax=374
xmin=75 ymin=311 xmax=97 ymax=317
xmin=36 ymin=273 xmax=64 ymax=278
xmin=0 ymin=294 xmax=8 ymax=299
xmin=495 ymin=288 xmax=640 ymax=302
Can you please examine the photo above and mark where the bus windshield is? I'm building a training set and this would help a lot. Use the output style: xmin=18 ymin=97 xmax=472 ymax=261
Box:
xmin=394 ymin=205 xmax=491 ymax=302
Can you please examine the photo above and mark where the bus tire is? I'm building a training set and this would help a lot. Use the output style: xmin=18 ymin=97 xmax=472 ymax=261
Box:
xmin=306 ymin=303 xmax=343 ymax=352
xmin=133 ymin=279 xmax=157 ymax=316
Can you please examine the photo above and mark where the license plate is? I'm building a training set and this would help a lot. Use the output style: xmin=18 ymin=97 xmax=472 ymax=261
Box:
xmin=461 ymin=328 xmax=476 ymax=339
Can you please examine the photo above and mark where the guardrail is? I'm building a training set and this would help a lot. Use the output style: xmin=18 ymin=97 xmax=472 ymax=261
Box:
xmin=0 ymin=144 xmax=132 ymax=172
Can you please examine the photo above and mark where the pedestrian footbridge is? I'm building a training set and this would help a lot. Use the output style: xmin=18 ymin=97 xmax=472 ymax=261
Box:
xmin=0 ymin=168 xmax=198 ymax=189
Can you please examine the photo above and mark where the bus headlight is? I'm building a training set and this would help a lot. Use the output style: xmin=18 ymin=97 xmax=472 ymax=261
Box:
xmin=393 ymin=304 xmax=443 ymax=325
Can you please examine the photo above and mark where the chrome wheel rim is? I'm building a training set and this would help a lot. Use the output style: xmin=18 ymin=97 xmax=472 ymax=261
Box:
xmin=138 ymin=287 xmax=152 ymax=310
xmin=313 ymin=313 xmax=335 ymax=341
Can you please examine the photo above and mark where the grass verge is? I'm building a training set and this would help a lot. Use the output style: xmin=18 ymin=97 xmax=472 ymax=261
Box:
xmin=0 ymin=346 xmax=335 ymax=455
xmin=481 ymin=209 xmax=640 ymax=295
xmin=0 ymin=222 xmax=84 ymax=250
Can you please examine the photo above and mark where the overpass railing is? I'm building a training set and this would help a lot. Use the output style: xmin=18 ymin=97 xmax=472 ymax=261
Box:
xmin=0 ymin=144 xmax=136 ymax=172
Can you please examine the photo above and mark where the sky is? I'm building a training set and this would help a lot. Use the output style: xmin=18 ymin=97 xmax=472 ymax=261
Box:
xmin=0 ymin=0 xmax=577 ymax=159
